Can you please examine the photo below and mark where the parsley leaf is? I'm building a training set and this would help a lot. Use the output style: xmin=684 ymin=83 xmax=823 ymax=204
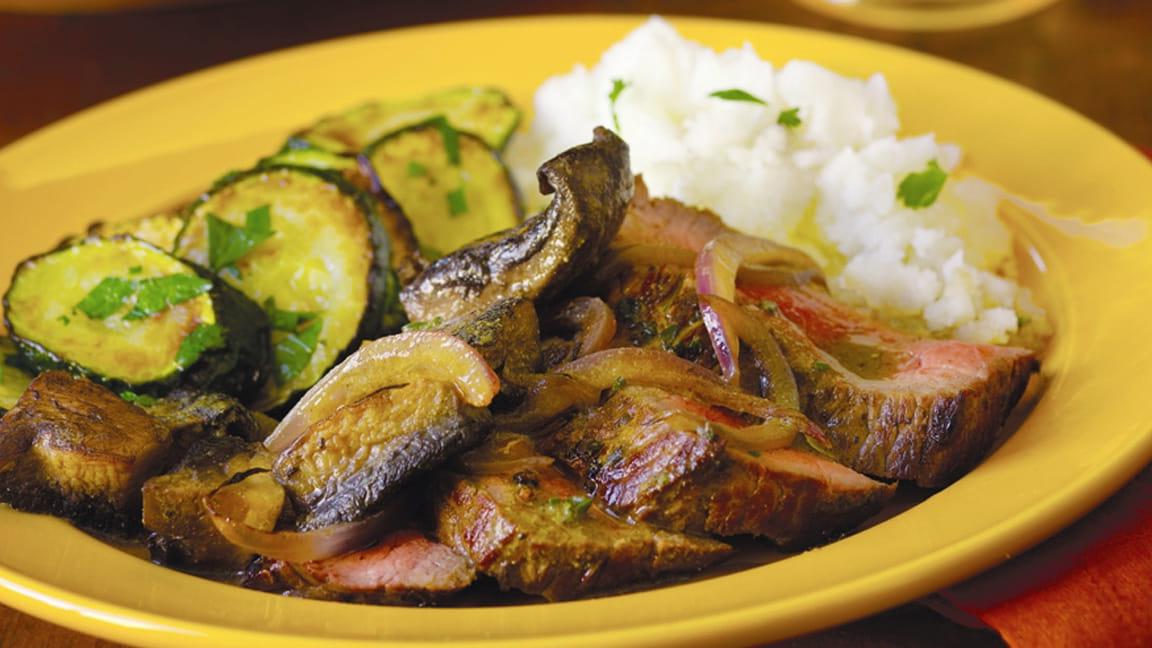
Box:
xmin=263 ymin=297 xmax=319 ymax=333
xmin=207 ymin=204 xmax=274 ymax=272
xmin=76 ymin=277 xmax=135 ymax=319
xmin=897 ymin=160 xmax=948 ymax=209
xmin=446 ymin=187 xmax=468 ymax=217
xmin=175 ymin=323 xmax=225 ymax=369
xmin=128 ymin=265 xmax=143 ymax=275
xmin=777 ymin=107 xmax=802 ymax=128
xmin=125 ymin=274 xmax=212 ymax=320
xmin=813 ymin=361 xmax=831 ymax=373
xmin=659 ymin=324 xmax=680 ymax=350
xmin=429 ymin=116 xmax=461 ymax=166
xmin=609 ymin=78 xmax=630 ymax=132
xmin=402 ymin=316 xmax=444 ymax=332
xmin=609 ymin=376 xmax=627 ymax=396
xmin=544 ymin=496 xmax=593 ymax=524
xmin=57 ymin=315 xmax=71 ymax=326
xmin=120 ymin=390 xmax=157 ymax=407
xmin=406 ymin=161 xmax=428 ymax=177
xmin=274 ymin=317 xmax=323 ymax=384
xmin=709 ymin=88 xmax=767 ymax=105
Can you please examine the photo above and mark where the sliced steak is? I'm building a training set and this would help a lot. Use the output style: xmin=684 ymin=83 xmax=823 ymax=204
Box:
xmin=435 ymin=435 xmax=731 ymax=601
xmin=542 ymin=385 xmax=895 ymax=546
xmin=741 ymin=284 xmax=1037 ymax=487
xmin=245 ymin=529 xmax=475 ymax=603
xmin=605 ymin=193 xmax=1039 ymax=487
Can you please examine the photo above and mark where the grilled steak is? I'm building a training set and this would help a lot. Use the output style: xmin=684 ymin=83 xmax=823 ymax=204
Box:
xmin=245 ymin=530 xmax=475 ymax=603
xmin=0 ymin=371 xmax=174 ymax=531
xmin=604 ymin=192 xmax=1038 ymax=487
xmin=542 ymin=385 xmax=895 ymax=546
xmin=435 ymin=434 xmax=731 ymax=601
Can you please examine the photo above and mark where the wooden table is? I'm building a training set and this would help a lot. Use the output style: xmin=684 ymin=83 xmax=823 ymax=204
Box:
xmin=0 ymin=1 xmax=1148 ymax=646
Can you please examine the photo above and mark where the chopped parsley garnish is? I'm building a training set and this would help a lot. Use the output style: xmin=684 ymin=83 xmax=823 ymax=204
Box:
xmin=263 ymin=297 xmax=320 ymax=333
xmin=206 ymin=204 xmax=275 ymax=272
xmin=813 ymin=361 xmax=831 ymax=373
xmin=402 ymin=316 xmax=444 ymax=332
xmin=429 ymin=116 xmax=461 ymax=166
xmin=419 ymin=243 xmax=444 ymax=261
xmin=119 ymin=390 xmax=157 ymax=407
xmin=175 ymin=323 xmax=225 ymax=369
xmin=406 ymin=160 xmax=428 ymax=177
xmin=609 ymin=376 xmax=627 ymax=396
xmin=759 ymin=299 xmax=780 ymax=314
xmin=709 ymin=88 xmax=767 ymax=105
xmin=125 ymin=274 xmax=212 ymax=320
xmin=543 ymin=496 xmax=593 ymax=524
xmin=76 ymin=277 xmax=136 ymax=319
xmin=274 ymin=317 xmax=323 ymax=384
xmin=697 ymin=422 xmax=716 ymax=441
xmin=659 ymin=324 xmax=680 ymax=350
xmin=608 ymin=78 xmax=630 ymax=132
xmin=57 ymin=315 xmax=71 ymax=326
xmin=446 ymin=187 xmax=469 ymax=217
xmin=1017 ymin=315 xmax=1032 ymax=328
xmin=747 ymin=449 xmax=762 ymax=457
xmin=897 ymin=160 xmax=948 ymax=209
xmin=777 ymin=107 xmax=802 ymax=128
xmin=128 ymin=265 xmax=143 ymax=275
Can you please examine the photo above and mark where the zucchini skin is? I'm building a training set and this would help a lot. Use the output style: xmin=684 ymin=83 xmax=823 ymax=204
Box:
xmin=177 ymin=164 xmax=402 ymax=409
xmin=3 ymin=239 xmax=270 ymax=403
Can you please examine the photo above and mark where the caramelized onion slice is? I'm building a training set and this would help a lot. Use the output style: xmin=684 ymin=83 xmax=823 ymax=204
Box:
xmin=495 ymin=373 xmax=601 ymax=431
xmin=205 ymin=471 xmax=398 ymax=563
xmin=715 ymin=420 xmax=800 ymax=452
xmin=700 ymin=296 xmax=799 ymax=410
xmin=554 ymin=348 xmax=822 ymax=445
xmin=552 ymin=297 xmax=617 ymax=358
xmin=596 ymin=244 xmax=695 ymax=281
xmin=459 ymin=432 xmax=554 ymax=475
xmin=696 ymin=233 xmax=823 ymax=383
xmin=265 ymin=331 xmax=499 ymax=452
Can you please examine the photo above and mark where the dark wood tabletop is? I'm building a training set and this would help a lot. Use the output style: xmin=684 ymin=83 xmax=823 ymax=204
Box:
xmin=0 ymin=0 xmax=1148 ymax=646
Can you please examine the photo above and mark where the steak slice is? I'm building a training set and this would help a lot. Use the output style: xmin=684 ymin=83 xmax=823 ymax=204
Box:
xmin=542 ymin=385 xmax=895 ymax=547
xmin=606 ymin=191 xmax=1039 ymax=487
xmin=245 ymin=529 xmax=475 ymax=603
xmin=741 ymin=284 xmax=1037 ymax=487
xmin=435 ymin=435 xmax=731 ymax=601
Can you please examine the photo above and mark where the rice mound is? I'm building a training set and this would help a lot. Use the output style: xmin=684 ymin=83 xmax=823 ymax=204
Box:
xmin=506 ymin=17 xmax=1047 ymax=345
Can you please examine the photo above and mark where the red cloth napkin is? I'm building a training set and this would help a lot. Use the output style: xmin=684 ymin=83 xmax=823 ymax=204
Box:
xmin=940 ymin=465 xmax=1152 ymax=647
xmin=938 ymin=145 xmax=1152 ymax=648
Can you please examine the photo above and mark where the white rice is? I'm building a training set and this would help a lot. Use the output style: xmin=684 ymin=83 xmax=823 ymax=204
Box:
xmin=506 ymin=17 xmax=1046 ymax=345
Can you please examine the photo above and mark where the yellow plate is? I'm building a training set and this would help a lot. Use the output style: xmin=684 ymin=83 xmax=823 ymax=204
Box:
xmin=1 ymin=15 xmax=1151 ymax=648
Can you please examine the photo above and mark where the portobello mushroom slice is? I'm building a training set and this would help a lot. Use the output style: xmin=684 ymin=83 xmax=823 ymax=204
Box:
xmin=436 ymin=433 xmax=732 ymax=601
xmin=140 ymin=389 xmax=269 ymax=446
xmin=400 ymin=127 xmax=633 ymax=322
xmin=4 ymin=237 xmax=269 ymax=401
xmin=365 ymin=120 xmax=522 ymax=257
xmin=0 ymin=372 xmax=174 ymax=531
xmin=292 ymin=86 xmax=521 ymax=153
xmin=173 ymin=163 xmax=400 ymax=410
xmin=143 ymin=435 xmax=278 ymax=568
xmin=0 ymin=337 xmax=33 ymax=415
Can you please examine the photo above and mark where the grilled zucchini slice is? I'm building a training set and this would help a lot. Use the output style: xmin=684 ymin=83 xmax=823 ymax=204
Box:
xmin=174 ymin=165 xmax=397 ymax=410
xmin=0 ymin=337 xmax=34 ymax=414
xmin=293 ymin=86 xmax=521 ymax=153
xmin=365 ymin=120 xmax=521 ymax=256
xmin=4 ymin=238 xmax=269 ymax=400
xmin=84 ymin=212 xmax=186 ymax=251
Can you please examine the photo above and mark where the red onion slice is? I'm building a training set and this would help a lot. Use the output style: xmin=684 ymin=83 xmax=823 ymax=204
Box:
xmin=700 ymin=295 xmax=800 ymax=410
xmin=553 ymin=297 xmax=618 ymax=358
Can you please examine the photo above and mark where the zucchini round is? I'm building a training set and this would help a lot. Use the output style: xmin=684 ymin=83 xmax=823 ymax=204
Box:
xmin=365 ymin=120 xmax=522 ymax=257
xmin=0 ymin=337 xmax=34 ymax=414
xmin=3 ymin=237 xmax=269 ymax=400
xmin=84 ymin=211 xmax=187 ymax=252
xmin=174 ymin=165 xmax=397 ymax=410
xmin=293 ymin=86 xmax=522 ymax=154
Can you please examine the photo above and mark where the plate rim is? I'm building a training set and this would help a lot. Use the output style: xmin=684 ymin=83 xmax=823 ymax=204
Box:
xmin=1 ymin=13 xmax=1151 ymax=648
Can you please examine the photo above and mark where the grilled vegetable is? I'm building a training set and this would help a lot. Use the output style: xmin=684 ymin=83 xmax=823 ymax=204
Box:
xmin=364 ymin=120 xmax=521 ymax=256
xmin=142 ymin=435 xmax=277 ymax=567
xmin=401 ymin=127 xmax=633 ymax=322
xmin=4 ymin=237 xmax=269 ymax=400
xmin=0 ymin=337 xmax=33 ymax=414
xmin=141 ymin=389 xmax=267 ymax=445
xmin=438 ymin=298 xmax=541 ymax=379
xmin=292 ymin=86 xmax=521 ymax=153
xmin=83 ymin=212 xmax=186 ymax=251
xmin=0 ymin=372 xmax=174 ymax=531
xmin=270 ymin=332 xmax=499 ymax=529
xmin=174 ymin=162 xmax=400 ymax=410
